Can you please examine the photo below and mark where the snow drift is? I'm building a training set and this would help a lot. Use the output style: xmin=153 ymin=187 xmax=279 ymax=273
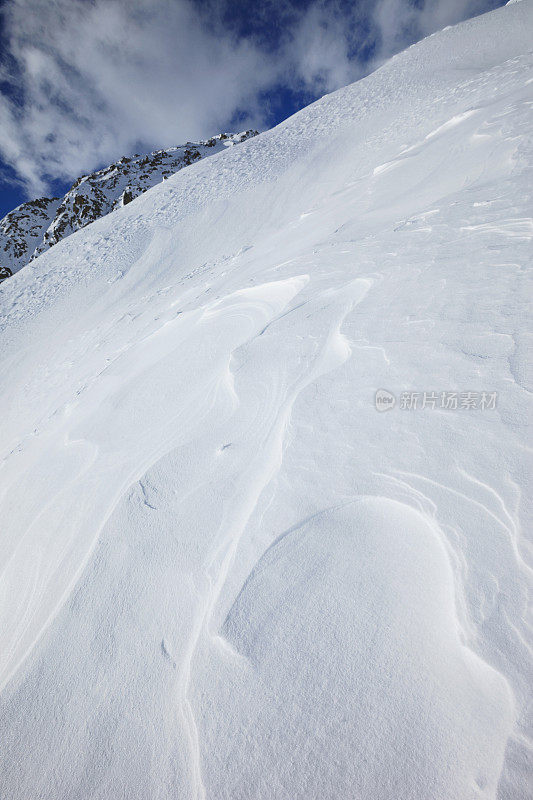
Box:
xmin=0 ymin=2 xmax=532 ymax=798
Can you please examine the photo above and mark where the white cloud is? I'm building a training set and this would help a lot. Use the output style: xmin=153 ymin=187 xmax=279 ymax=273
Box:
xmin=286 ymin=2 xmax=364 ymax=95
xmin=0 ymin=0 xmax=502 ymax=197
xmin=0 ymin=0 xmax=278 ymax=195
xmin=372 ymin=0 xmax=500 ymax=58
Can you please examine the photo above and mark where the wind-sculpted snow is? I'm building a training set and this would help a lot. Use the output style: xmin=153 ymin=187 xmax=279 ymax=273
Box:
xmin=0 ymin=2 xmax=532 ymax=798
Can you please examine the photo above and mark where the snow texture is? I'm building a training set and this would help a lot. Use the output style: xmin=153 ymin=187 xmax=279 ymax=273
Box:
xmin=0 ymin=2 xmax=532 ymax=798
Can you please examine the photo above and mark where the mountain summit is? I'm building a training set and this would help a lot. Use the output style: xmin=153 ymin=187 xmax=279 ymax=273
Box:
xmin=0 ymin=130 xmax=257 ymax=278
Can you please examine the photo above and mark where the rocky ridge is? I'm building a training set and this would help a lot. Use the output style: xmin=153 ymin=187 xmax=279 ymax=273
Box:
xmin=0 ymin=130 xmax=257 ymax=279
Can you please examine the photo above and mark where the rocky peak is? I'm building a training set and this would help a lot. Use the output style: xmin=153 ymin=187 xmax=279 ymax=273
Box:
xmin=0 ymin=129 xmax=258 ymax=280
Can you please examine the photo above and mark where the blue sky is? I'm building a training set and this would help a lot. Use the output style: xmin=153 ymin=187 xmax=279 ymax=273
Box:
xmin=0 ymin=0 xmax=505 ymax=219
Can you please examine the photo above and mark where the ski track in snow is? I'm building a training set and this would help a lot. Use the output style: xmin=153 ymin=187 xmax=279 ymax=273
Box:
xmin=0 ymin=2 xmax=532 ymax=799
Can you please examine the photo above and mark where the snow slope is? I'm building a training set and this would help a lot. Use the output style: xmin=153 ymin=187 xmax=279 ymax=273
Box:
xmin=0 ymin=2 xmax=532 ymax=798
xmin=0 ymin=131 xmax=257 ymax=275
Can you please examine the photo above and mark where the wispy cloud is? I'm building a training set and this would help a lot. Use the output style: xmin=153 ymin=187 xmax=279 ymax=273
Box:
xmin=372 ymin=0 xmax=501 ymax=56
xmin=0 ymin=0 xmax=279 ymax=195
xmin=0 ymin=0 xmax=503 ymax=197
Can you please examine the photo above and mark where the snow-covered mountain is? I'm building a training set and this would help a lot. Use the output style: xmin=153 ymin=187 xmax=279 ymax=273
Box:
xmin=0 ymin=196 xmax=62 ymax=278
xmin=0 ymin=130 xmax=257 ymax=276
xmin=0 ymin=2 xmax=531 ymax=799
